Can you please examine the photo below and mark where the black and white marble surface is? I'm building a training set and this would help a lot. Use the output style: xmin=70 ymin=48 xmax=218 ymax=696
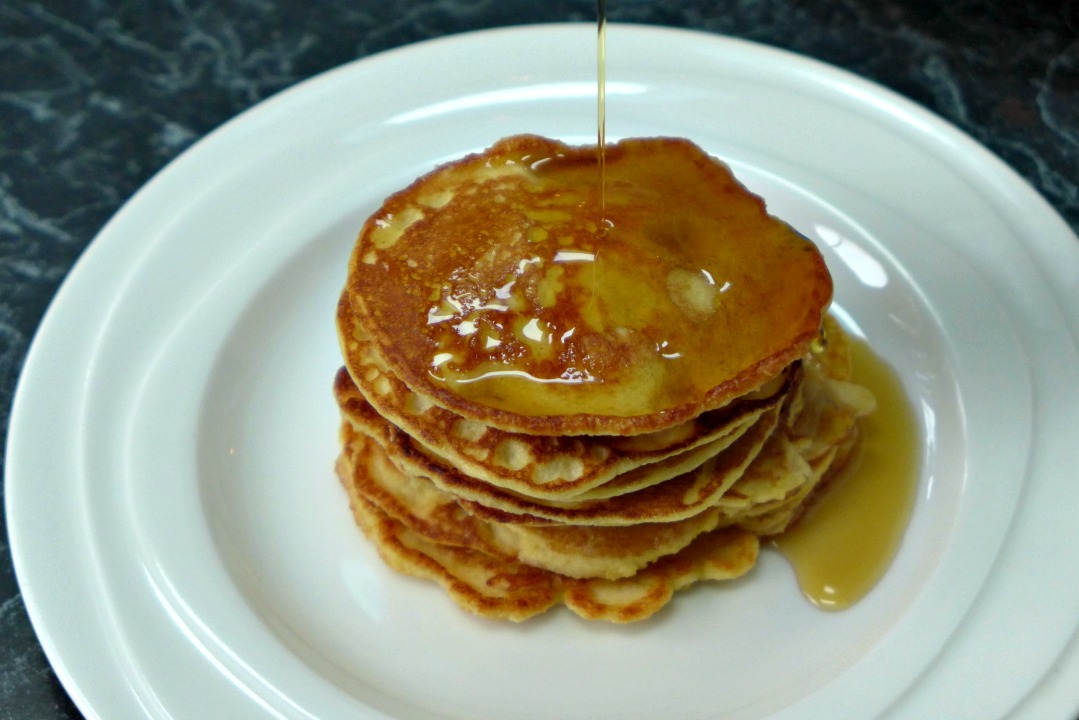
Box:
xmin=1 ymin=1 xmax=1077 ymax=717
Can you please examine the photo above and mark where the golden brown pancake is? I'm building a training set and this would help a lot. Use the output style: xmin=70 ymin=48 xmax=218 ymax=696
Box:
xmin=344 ymin=135 xmax=832 ymax=436
xmin=335 ymin=292 xmax=792 ymax=500
xmin=339 ymin=449 xmax=761 ymax=623
xmin=341 ymin=427 xmax=741 ymax=579
xmin=332 ymin=135 xmax=874 ymax=622
xmin=336 ymin=367 xmax=783 ymax=526
xmin=330 ymin=293 xmax=794 ymax=500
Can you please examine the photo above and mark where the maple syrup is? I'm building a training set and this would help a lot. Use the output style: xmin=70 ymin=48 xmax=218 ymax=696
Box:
xmin=772 ymin=337 xmax=920 ymax=609
xmin=597 ymin=0 xmax=607 ymax=219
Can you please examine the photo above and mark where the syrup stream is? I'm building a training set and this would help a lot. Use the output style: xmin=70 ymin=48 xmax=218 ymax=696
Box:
xmin=597 ymin=0 xmax=607 ymax=220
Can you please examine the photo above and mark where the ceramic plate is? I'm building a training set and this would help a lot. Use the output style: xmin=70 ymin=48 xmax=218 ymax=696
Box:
xmin=8 ymin=24 xmax=1079 ymax=719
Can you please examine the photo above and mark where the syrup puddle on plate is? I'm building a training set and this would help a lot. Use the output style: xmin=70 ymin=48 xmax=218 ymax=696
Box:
xmin=772 ymin=337 xmax=920 ymax=610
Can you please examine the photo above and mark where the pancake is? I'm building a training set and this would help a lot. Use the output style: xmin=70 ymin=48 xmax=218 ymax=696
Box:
xmin=344 ymin=134 xmax=832 ymax=436
xmin=342 ymin=428 xmax=736 ymax=580
xmin=339 ymin=445 xmax=760 ymax=623
xmin=332 ymin=351 xmax=788 ymax=506
xmin=336 ymin=293 xmax=791 ymax=499
xmin=336 ymin=368 xmax=782 ymax=526
xmin=346 ymin=489 xmax=759 ymax=623
xmin=332 ymin=135 xmax=875 ymax=622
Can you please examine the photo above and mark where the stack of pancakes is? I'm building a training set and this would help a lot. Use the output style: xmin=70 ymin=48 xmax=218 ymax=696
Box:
xmin=334 ymin=135 xmax=875 ymax=622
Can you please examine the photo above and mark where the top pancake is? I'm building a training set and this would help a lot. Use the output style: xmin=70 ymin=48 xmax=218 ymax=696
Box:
xmin=346 ymin=134 xmax=832 ymax=436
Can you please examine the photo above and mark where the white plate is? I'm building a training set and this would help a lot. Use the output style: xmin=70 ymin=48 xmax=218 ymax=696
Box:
xmin=8 ymin=23 xmax=1079 ymax=720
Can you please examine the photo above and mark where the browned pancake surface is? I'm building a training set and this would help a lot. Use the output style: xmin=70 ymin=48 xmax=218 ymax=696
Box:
xmin=345 ymin=135 xmax=832 ymax=435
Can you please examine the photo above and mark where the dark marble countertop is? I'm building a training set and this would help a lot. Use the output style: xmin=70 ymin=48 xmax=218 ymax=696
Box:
xmin=1 ymin=1 xmax=1077 ymax=718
